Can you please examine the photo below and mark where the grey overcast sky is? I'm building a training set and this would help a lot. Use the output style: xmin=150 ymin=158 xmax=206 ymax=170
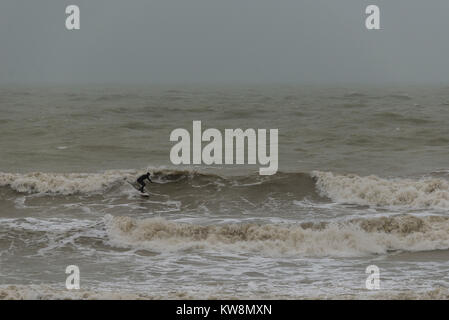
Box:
xmin=1 ymin=0 xmax=449 ymax=84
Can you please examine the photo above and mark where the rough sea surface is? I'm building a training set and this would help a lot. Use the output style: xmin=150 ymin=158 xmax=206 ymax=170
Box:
xmin=1 ymin=85 xmax=449 ymax=299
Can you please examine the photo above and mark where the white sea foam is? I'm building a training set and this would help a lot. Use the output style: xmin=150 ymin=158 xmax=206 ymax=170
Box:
xmin=320 ymin=287 xmax=449 ymax=300
xmin=312 ymin=171 xmax=449 ymax=209
xmin=0 ymin=168 xmax=212 ymax=195
xmin=0 ymin=170 xmax=137 ymax=195
xmin=2 ymin=284 xmax=448 ymax=300
xmin=103 ymin=214 xmax=449 ymax=257
xmin=0 ymin=285 xmax=192 ymax=300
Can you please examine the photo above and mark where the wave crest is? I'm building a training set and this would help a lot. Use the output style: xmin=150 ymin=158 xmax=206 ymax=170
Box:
xmin=104 ymin=214 xmax=449 ymax=257
xmin=0 ymin=169 xmax=318 ymax=199
xmin=312 ymin=171 xmax=449 ymax=209
xmin=0 ymin=169 xmax=216 ymax=195
xmin=0 ymin=170 xmax=136 ymax=195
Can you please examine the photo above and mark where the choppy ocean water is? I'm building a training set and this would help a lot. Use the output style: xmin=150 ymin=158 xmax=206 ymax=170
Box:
xmin=1 ymin=85 xmax=449 ymax=299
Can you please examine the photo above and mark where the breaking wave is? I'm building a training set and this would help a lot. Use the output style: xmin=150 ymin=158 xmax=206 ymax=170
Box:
xmin=312 ymin=171 xmax=449 ymax=210
xmin=2 ymin=169 xmax=449 ymax=211
xmin=0 ymin=169 xmax=319 ymax=198
xmin=104 ymin=214 xmax=449 ymax=257
xmin=0 ymin=169 xmax=219 ymax=195
xmin=0 ymin=170 xmax=135 ymax=195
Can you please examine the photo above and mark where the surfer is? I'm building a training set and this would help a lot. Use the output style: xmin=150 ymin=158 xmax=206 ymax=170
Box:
xmin=136 ymin=172 xmax=153 ymax=193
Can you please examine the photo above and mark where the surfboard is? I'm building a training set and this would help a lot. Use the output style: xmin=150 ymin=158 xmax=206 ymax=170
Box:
xmin=127 ymin=181 xmax=150 ymax=197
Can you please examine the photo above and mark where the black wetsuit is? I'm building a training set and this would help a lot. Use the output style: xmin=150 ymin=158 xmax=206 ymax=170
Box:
xmin=137 ymin=173 xmax=152 ymax=192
